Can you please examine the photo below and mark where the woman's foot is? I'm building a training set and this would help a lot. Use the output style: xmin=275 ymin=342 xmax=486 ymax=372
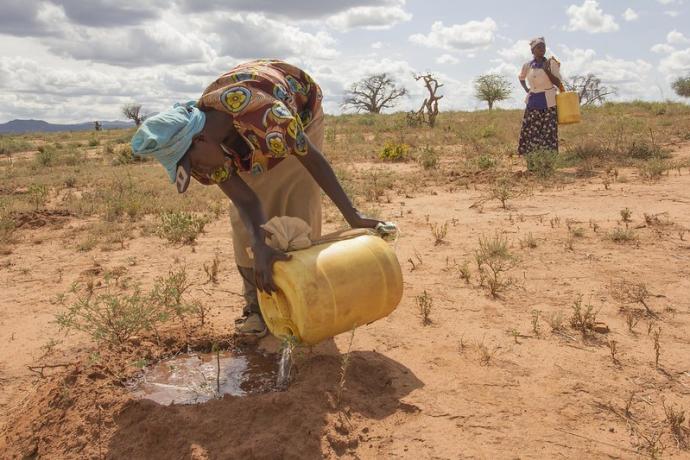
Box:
xmin=235 ymin=312 xmax=268 ymax=337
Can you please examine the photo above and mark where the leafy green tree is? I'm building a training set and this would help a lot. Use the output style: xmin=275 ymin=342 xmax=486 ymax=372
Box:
xmin=672 ymin=76 xmax=690 ymax=98
xmin=474 ymin=74 xmax=512 ymax=110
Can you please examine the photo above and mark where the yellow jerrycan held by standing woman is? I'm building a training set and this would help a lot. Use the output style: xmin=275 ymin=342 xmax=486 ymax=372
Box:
xmin=556 ymin=88 xmax=581 ymax=125
xmin=257 ymin=227 xmax=403 ymax=345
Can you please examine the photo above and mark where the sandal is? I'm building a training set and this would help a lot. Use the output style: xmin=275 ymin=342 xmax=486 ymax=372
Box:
xmin=235 ymin=312 xmax=268 ymax=338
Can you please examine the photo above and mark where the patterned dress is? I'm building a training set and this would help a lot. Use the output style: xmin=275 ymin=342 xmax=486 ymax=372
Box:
xmin=518 ymin=58 xmax=560 ymax=155
xmin=196 ymin=60 xmax=326 ymax=271
xmin=197 ymin=59 xmax=323 ymax=175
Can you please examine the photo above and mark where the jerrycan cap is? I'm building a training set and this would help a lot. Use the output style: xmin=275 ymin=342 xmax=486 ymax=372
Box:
xmin=375 ymin=221 xmax=398 ymax=241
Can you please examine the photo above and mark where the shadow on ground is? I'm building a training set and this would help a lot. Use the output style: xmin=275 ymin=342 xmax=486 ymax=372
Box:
xmin=108 ymin=350 xmax=423 ymax=459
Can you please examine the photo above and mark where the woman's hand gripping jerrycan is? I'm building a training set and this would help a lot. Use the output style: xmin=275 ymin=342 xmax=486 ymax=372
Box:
xmin=257 ymin=228 xmax=403 ymax=345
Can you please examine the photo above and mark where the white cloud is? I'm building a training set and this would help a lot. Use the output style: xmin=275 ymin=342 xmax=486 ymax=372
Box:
xmin=19 ymin=5 xmax=215 ymax=67
xmin=52 ymin=22 xmax=214 ymax=67
xmin=497 ymin=40 xmax=532 ymax=62
xmin=657 ymin=0 xmax=680 ymax=4
xmin=558 ymin=46 xmax=656 ymax=101
xmin=664 ymin=10 xmax=680 ymax=17
xmin=436 ymin=54 xmax=459 ymax=65
xmin=371 ymin=41 xmax=383 ymax=49
xmin=566 ymin=0 xmax=619 ymax=34
xmin=208 ymin=13 xmax=339 ymax=61
xmin=667 ymin=30 xmax=689 ymax=45
xmin=652 ymin=43 xmax=676 ymax=54
xmin=561 ymin=47 xmax=652 ymax=83
xmin=409 ymin=18 xmax=497 ymax=52
xmin=56 ymin=0 xmax=167 ymax=27
xmin=176 ymin=0 xmax=402 ymax=19
xmin=487 ymin=61 xmax=520 ymax=79
xmin=622 ymin=8 xmax=638 ymax=21
xmin=326 ymin=5 xmax=412 ymax=31
xmin=0 ymin=56 xmax=201 ymax=122
xmin=0 ymin=57 xmax=124 ymax=97
xmin=660 ymin=47 xmax=690 ymax=75
xmin=651 ymin=30 xmax=689 ymax=56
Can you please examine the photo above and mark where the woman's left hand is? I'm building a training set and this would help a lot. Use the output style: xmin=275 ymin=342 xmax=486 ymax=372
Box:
xmin=347 ymin=210 xmax=383 ymax=229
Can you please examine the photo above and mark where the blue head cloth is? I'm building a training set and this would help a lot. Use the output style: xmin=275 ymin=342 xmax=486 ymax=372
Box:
xmin=130 ymin=101 xmax=206 ymax=182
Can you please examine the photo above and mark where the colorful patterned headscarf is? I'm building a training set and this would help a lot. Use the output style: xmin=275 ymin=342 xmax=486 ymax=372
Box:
xmin=130 ymin=101 xmax=206 ymax=182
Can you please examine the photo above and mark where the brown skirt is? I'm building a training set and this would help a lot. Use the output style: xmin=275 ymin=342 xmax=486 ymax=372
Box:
xmin=518 ymin=107 xmax=558 ymax=155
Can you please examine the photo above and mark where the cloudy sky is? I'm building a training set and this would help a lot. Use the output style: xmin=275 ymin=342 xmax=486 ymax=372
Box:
xmin=0 ymin=0 xmax=688 ymax=123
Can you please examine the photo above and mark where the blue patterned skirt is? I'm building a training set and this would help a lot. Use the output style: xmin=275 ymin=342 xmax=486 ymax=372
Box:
xmin=518 ymin=107 xmax=558 ymax=155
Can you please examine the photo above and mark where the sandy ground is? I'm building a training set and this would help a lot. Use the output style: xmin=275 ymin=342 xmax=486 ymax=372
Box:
xmin=1 ymin=145 xmax=690 ymax=458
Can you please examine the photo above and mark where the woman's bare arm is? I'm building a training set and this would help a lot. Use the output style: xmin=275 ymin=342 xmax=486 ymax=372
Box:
xmin=296 ymin=137 xmax=382 ymax=229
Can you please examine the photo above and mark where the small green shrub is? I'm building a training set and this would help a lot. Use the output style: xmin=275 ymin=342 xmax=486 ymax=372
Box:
xmin=379 ymin=141 xmax=408 ymax=162
xmin=526 ymin=149 xmax=558 ymax=178
xmin=357 ymin=115 xmax=377 ymax=126
xmin=88 ymin=137 xmax=100 ymax=147
xmin=418 ymin=145 xmax=439 ymax=170
xmin=490 ymin=176 xmax=520 ymax=209
xmin=569 ymin=295 xmax=597 ymax=336
xmin=56 ymin=288 xmax=161 ymax=345
xmin=479 ymin=124 xmax=496 ymax=138
xmin=112 ymin=144 xmax=137 ymax=165
xmin=477 ymin=154 xmax=496 ymax=171
xmin=415 ymin=290 xmax=433 ymax=325
xmin=475 ymin=232 xmax=515 ymax=298
xmin=638 ymin=158 xmax=669 ymax=181
xmin=627 ymin=141 xmax=667 ymax=160
xmin=0 ymin=137 xmax=32 ymax=155
xmin=64 ymin=176 xmax=77 ymax=188
xmin=36 ymin=147 xmax=54 ymax=167
xmin=0 ymin=201 xmax=16 ymax=246
xmin=359 ymin=170 xmax=394 ymax=202
xmin=103 ymin=184 xmax=144 ymax=222
xmin=150 ymin=268 xmax=193 ymax=320
xmin=609 ymin=227 xmax=637 ymax=243
xmin=157 ymin=211 xmax=208 ymax=244
xmin=28 ymin=184 xmax=48 ymax=210
xmin=568 ymin=141 xmax=610 ymax=163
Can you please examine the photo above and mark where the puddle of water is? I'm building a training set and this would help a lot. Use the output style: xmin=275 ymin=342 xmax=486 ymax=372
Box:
xmin=131 ymin=347 xmax=278 ymax=405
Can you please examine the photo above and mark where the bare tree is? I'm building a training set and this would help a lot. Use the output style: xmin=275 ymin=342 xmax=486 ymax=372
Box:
xmin=342 ymin=73 xmax=407 ymax=114
xmin=94 ymin=121 xmax=102 ymax=131
xmin=564 ymin=74 xmax=616 ymax=106
xmin=672 ymin=76 xmax=690 ymax=98
xmin=121 ymin=104 xmax=146 ymax=126
xmin=474 ymin=74 xmax=512 ymax=110
xmin=413 ymin=73 xmax=444 ymax=127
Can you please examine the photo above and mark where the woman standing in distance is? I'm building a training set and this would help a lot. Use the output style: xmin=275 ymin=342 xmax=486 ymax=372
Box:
xmin=518 ymin=37 xmax=564 ymax=156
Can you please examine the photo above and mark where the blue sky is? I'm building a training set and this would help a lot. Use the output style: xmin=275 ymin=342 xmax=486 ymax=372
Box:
xmin=0 ymin=0 xmax=688 ymax=123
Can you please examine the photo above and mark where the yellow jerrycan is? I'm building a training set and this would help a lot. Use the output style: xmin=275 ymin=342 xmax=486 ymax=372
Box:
xmin=556 ymin=91 xmax=581 ymax=125
xmin=257 ymin=231 xmax=403 ymax=345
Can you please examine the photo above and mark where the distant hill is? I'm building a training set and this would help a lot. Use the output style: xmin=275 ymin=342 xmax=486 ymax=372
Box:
xmin=0 ymin=119 xmax=134 ymax=134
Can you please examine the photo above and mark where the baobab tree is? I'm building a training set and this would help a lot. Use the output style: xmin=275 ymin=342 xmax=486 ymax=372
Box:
xmin=342 ymin=73 xmax=407 ymax=113
xmin=121 ymin=104 xmax=146 ymax=126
